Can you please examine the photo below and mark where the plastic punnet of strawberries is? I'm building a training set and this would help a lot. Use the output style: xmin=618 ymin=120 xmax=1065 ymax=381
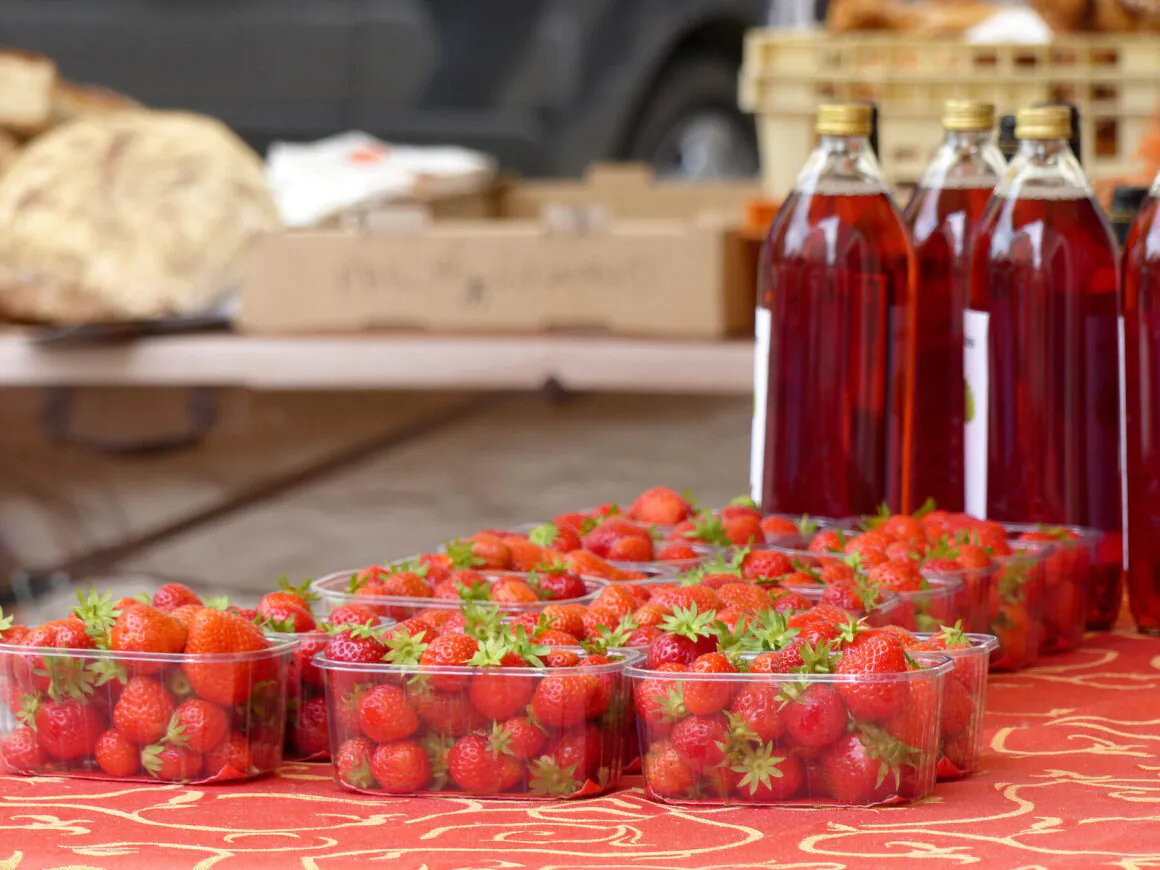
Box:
xmin=315 ymin=606 xmax=638 ymax=799
xmin=0 ymin=584 xmax=295 ymax=783
xmin=627 ymin=599 xmax=955 ymax=807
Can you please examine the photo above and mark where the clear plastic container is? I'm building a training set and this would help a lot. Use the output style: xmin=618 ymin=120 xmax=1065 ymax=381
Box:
xmin=920 ymin=564 xmax=997 ymax=635
xmin=628 ymin=652 xmax=952 ymax=806
xmin=0 ymin=636 xmax=296 ymax=783
xmin=867 ymin=576 xmax=968 ymax=634
xmin=988 ymin=545 xmax=1049 ymax=671
xmin=278 ymin=619 xmax=395 ymax=763
xmin=315 ymin=647 xmax=640 ymax=799
xmin=910 ymin=632 xmax=999 ymax=780
xmin=312 ymin=570 xmax=605 ymax=621
xmin=1000 ymin=524 xmax=1098 ymax=653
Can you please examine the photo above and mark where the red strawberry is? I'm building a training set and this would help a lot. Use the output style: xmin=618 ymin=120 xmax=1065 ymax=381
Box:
xmin=583 ymin=517 xmax=653 ymax=560
xmin=749 ymin=645 xmax=804 ymax=673
xmin=783 ymin=684 xmax=847 ymax=749
xmin=324 ymin=625 xmax=388 ymax=665
xmin=113 ymin=676 xmax=176 ymax=745
xmin=820 ymin=579 xmax=868 ymax=612
xmin=645 ymin=606 xmax=719 ymax=669
xmin=142 ymin=743 xmax=202 ymax=782
xmin=940 ymin=676 xmax=975 ymax=737
xmin=629 ymin=486 xmax=693 ymax=525
xmin=544 ymin=649 xmax=579 ymax=668
xmin=496 ymin=717 xmax=546 ymax=760
xmin=357 ymin=684 xmax=419 ymax=743
xmin=381 ymin=571 xmax=431 ymax=598
xmin=109 ymin=604 xmax=188 ymax=664
xmin=293 ymin=631 xmax=330 ymax=689
xmin=328 ymin=603 xmax=379 ymax=627
xmin=869 ymin=561 xmax=922 ymax=593
xmin=202 ymin=731 xmax=252 ymax=781
xmin=418 ymin=634 xmax=479 ymax=692
xmin=656 ymin=542 xmax=701 ymax=561
xmin=0 ymin=726 xmax=43 ymax=773
xmin=772 ymin=592 xmax=813 ymax=614
xmin=468 ymin=648 xmax=536 ymax=720
xmin=718 ymin=583 xmax=771 ymax=614
xmin=410 ymin=687 xmax=487 ymax=737
xmin=334 ymin=736 xmax=375 ymax=789
xmin=463 ymin=534 xmax=513 ymax=571
xmin=257 ymin=601 xmax=316 ymax=633
xmin=728 ymin=684 xmax=787 ymax=743
xmin=553 ymin=512 xmax=591 ymax=534
xmin=539 ymin=725 xmax=597 ymax=784
xmin=540 ymin=605 xmax=585 ymax=640
xmin=834 ymin=632 xmax=908 ymax=722
xmin=182 ymin=608 xmax=270 ymax=706
xmin=642 ymin=739 xmax=696 ymax=799
xmin=290 ymin=696 xmax=330 ymax=758
xmin=490 ymin=579 xmax=540 ymax=604
xmin=732 ymin=744 xmax=804 ymax=801
xmin=633 ymin=663 xmax=688 ymax=732
xmin=530 ymin=672 xmax=597 ymax=728
xmin=24 ymin=616 xmax=96 ymax=651
xmin=368 ymin=740 xmax=431 ymax=793
xmin=536 ymin=629 xmax=580 ymax=647
xmin=534 ymin=571 xmax=587 ymax=602
xmin=809 ymin=530 xmax=846 ymax=553
xmin=528 ymin=522 xmax=582 ymax=554
xmin=171 ymin=699 xmax=229 ymax=753
xmin=720 ymin=513 xmax=764 ymax=545
xmin=448 ymin=733 xmax=510 ymax=794
xmin=681 ymin=652 xmax=735 ymax=715
xmin=153 ymin=583 xmax=203 ymax=612
xmin=740 ymin=550 xmax=794 ymax=582
xmin=33 ymin=698 xmax=103 ymax=759
xmin=95 ymin=729 xmax=140 ymax=778
xmin=670 ymin=713 xmax=729 ymax=770
xmin=626 ymin=625 xmax=663 ymax=647
xmin=820 ymin=729 xmax=906 ymax=804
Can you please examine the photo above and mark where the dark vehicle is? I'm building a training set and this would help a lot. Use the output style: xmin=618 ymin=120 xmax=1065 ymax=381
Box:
xmin=0 ymin=0 xmax=771 ymax=178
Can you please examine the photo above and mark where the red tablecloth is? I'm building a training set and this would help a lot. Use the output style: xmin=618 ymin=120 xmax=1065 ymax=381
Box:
xmin=3 ymin=626 xmax=1160 ymax=869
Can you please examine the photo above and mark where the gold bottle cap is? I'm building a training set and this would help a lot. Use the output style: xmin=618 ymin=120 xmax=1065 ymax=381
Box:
xmin=1015 ymin=106 xmax=1072 ymax=140
xmin=815 ymin=104 xmax=873 ymax=137
xmin=943 ymin=100 xmax=995 ymax=132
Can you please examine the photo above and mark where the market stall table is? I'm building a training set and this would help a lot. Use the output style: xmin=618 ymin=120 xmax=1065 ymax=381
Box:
xmin=2 ymin=624 xmax=1159 ymax=869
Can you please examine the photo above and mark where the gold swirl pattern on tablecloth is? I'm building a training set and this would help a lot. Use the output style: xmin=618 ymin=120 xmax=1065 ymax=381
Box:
xmin=3 ymin=629 xmax=1160 ymax=869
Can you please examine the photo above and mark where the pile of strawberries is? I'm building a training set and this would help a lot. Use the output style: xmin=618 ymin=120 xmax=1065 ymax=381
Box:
xmin=0 ymin=583 xmax=292 ymax=782
xmin=628 ymin=602 xmax=980 ymax=804
xmin=316 ymin=613 xmax=630 ymax=798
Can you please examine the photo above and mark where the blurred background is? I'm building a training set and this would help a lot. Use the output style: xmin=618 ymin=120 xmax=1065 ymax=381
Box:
xmin=2 ymin=0 xmax=1158 ymax=619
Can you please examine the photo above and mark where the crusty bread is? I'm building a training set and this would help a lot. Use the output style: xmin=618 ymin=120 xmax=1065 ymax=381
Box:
xmin=0 ymin=130 xmax=19 ymax=178
xmin=0 ymin=110 xmax=281 ymax=323
xmin=0 ymin=49 xmax=56 ymax=133
xmin=49 ymin=79 xmax=141 ymax=126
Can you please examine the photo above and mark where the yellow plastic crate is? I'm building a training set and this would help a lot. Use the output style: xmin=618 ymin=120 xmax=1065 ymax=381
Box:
xmin=740 ymin=32 xmax=1160 ymax=198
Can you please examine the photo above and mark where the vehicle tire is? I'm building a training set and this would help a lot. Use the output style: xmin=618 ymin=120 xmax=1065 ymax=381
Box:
xmin=625 ymin=54 xmax=759 ymax=181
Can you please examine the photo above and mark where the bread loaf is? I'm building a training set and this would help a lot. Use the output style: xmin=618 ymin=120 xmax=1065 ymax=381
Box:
xmin=0 ymin=110 xmax=281 ymax=323
xmin=49 ymin=80 xmax=141 ymax=126
xmin=0 ymin=49 xmax=56 ymax=133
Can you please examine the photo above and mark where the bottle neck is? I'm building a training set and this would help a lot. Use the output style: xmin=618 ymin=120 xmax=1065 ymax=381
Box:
xmin=795 ymin=134 xmax=888 ymax=196
xmin=998 ymin=137 xmax=1092 ymax=199
xmin=914 ymin=129 xmax=1006 ymax=192
xmin=944 ymin=129 xmax=994 ymax=150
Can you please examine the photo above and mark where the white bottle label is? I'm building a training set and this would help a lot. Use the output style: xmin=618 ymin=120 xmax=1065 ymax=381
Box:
xmin=750 ymin=308 xmax=772 ymax=506
xmin=963 ymin=309 xmax=990 ymax=518
xmin=1119 ymin=314 xmax=1129 ymax=570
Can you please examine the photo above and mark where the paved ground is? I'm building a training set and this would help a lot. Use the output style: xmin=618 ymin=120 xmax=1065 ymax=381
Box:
xmin=1 ymin=388 xmax=751 ymax=621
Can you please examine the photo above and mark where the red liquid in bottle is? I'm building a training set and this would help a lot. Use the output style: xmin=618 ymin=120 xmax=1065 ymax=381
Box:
xmin=969 ymin=193 xmax=1123 ymax=629
xmin=1123 ymin=191 xmax=1160 ymax=633
xmin=904 ymin=184 xmax=995 ymax=511
xmin=756 ymin=190 xmax=915 ymax=516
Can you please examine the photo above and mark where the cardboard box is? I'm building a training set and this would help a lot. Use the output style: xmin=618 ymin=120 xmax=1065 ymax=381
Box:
xmin=239 ymin=164 xmax=760 ymax=339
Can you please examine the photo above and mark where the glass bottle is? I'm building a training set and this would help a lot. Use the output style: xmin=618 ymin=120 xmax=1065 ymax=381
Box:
xmin=902 ymin=100 xmax=1006 ymax=511
xmin=966 ymin=106 xmax=1123 ymax=630
xmin=751 ymin=103 xmax=916 ymax=516
xmin=1122 ymin=176 xmax=1160 ymax=632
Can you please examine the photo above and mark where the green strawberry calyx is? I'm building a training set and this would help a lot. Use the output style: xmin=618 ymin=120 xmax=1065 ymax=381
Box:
xmin=834 ymin=617 xmax=869 ymax=647
xmin=859 ymin=722 xmax=921 ymax=790
xmin=16 ymin=694 xmax=40 ymax=730
xmin=486 ymin=722 xmax=515 ymax=758
xmin=583 ymin=615 xmax=637 ymax=656
xmin=203 ymin=595 xmax=231 ymax=611
xmin=455 ymin=580 xmax=493 ymax=604
xmin=162 ymin=713 xmax=190 ymax=748
xmin=913 ymin=497 xmax=937 ymax=519
xmin=507 ymin=625 xmax=551 ymax=667
xmin=461 ymin=603 xmax=504 ymax=643
xmin=71 ymin=588 xmax=121 ymax=648
xmin=528 ymin=756 xmax=581 ymax=797
xmin=658 ymin=604 xmax=718 ymax=643
xmin=740 ymin=609 xmax=798 ymax=653
xmin=0 ymin=607 xmax=12 ymax=634
xmin=421 ymin=732 xmax=455 ymax=790
xmin=277 ymin=575 xmax=321 ymax=606
xmin=444 ymin=539 xmax=486 ymax=571
xmin=383 ymin=626 xmax=429 ymax=665
xmin=683 ymin=514 xmax=732 ymax=547
xmin=728 ymin=494 xmax=758 ymax=509
xmin=528 ymin=524 xmax=559 ymax=548
xmin=936 ymin=620 xmax=969 ymax=649
xmin=795 ymin=514 xmax=819 ymax=538
xmin=730 ymin=740 xmax=788 ymax=796
xmin=718 ymin=710 xmax=761 ymax=759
